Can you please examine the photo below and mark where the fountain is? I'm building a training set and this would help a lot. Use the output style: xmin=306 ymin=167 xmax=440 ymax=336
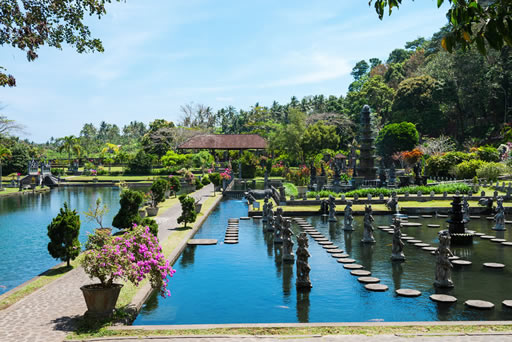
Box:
xmin=446 ymin=195 xmax=474 ymax=245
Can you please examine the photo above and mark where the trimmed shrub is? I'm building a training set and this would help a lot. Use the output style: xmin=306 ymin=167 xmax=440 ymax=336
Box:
xmin=454 ymin=159 xmax=485 ymax=179
xmin=476 ymin=162 xmax=507 ymax=181
xmin=376 ymin=122 xmax=419 ymax=159
xmin=283 ymin=182 xmax=298 ymax=197
xmin=112 ymin=189 xmax=144 ymax=229
xmin=47 ymin=202 xmax=81 ymax=267
xmin=476 ymin=146 xmax=500 ymax=162
xmin=177 ymin=195 xmax=197 ymax=228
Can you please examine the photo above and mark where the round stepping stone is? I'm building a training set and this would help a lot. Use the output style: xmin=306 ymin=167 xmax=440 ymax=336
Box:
xmin=402 ymin=236 xmax=415 ymax=240
xmin=502 ymin=242 xmax=512 ymax=246
xmin=387 ymin=231 xmax=394 ymax=234
xmin=483 ymin=262 xmax=505 ymax=269
xmin=323 ymin=245 xmax=338 ymax=249
xmin=309 ymin=233 xmax=323 ymax=237
xmin=408 ymin=239 xmax=422 ymax=244
xmin=465 ymin=300 xmax=494 ymax=310
xmin=402 ymin=222 xmax=422 ymax=227
xmin=474 ymin=232 xmax=485 ymax=237
xmin=421 ymin=215 xmax=433 ymax=218
xmin=224 ymin=240 xmax=238 ymax=244
xmin=365 ymin=284 xmax=388 ymax=292
xmin=313 ymin=237 xmax=328 ymax=241
xmin=470 ymin=215 xmax=481 ymax=219
xmin=486 ymin=216 xmax=495 ymax=220
xmin=326 ymin=249 xmax=344 ymax=254
xmin=437 ymin=214 xmax=449 ymax=218
xmin=449 ymin=256 xmax=460 ymax=261
xmin=422 ymin=246 xmax=437 ymax=252
xmin=452 ymin=260 xmax=472 ymax=266
xmin=350 ymin=270 xmax=371 ymax=276
xmin=225 ymin=233 xmax=238 ymax=236
xmin=414 ymin=243 xmax=430 ymax=247
xmin=317 ymin=240 xmax=332 ymax=245
xmin=408 ymin=215 xmax=420 ymax=219
xmin=506 ymin=220 xmax=512 ymax=224
xmin=378 ymin=225 xmax=390 ymax=229
xmin=430 ymin=294 xmax=457 ymax=303
xmin=428 ymin=224 xmax=441 ymax=228
xmin=396 ymin=289 xmax=421 ymax=297
xmin=357 ymin=276 xmax=380 ymax=284
xmin=331 ymin=253 xmax=349 ymax=258
xmin=480 ymin=235 xmax=495 ymax=239
xmin=491 ymin=238 xmax=507 ymax=243
xmin=502 ymin=300 xmax=512 ymax=308
xmin=252 ymin=216 xmax=262 ymax=219
xmin=240 ymin=217 xmax=250 ymax=220
xmin=344 ymin=263 xmax=364 ymax=270
xmin=337 ymin=258 xmax=355 ymax=264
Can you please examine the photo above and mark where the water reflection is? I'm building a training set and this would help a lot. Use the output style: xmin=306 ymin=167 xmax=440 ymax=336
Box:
xmin=274 ymin=244 xmax=282 ymax=278
xmin=296 ymin=289 xmax=311 ymax=323
xmin=328 ymin=221 xmax=340 ymax=241
xmin=282 ymin=262 xmax=293 ymax=299
xmin=179 ymin=246 xmax=196 ymax=269
xmin=344 ymin=231 xmax=353 ymax=255
xmin=360 ymin=243 xmax=374 ymax=271
xmin=391 ymin=261 xmax=403 ymax=290
xmin=264 ymin=231 xmax=274 ymax=257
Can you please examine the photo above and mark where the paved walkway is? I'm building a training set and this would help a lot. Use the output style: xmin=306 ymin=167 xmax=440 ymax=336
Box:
xmin=0 ymin=185 xmax=215 ymax=342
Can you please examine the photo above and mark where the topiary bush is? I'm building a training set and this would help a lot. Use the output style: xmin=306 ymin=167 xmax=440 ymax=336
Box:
xmin=283 ymin=182 xmax=298 ymax=197
xmin=112 ymin=189 xmax=144 ymax=229
xmin=454 ymin=159 xmax=485 ymax=179
xmin=47 ymin=202 xmax=81 ymax=267
xmin=177 ymin=195 xmax=197 ymax=228
xmin=201 ymin=175 xmax=210 ymax=185
xmin=425 ymin=151 xmax=473 ymax=177
xmin=376 ymin=122 xmax=419 ymax=160
xmin=476 ymin=146 xmax=500 ymax=162
xmin=167 ymin=175 xmax=181 ymax=197
xmin=150 ymin=178 xmax=168 ymax=207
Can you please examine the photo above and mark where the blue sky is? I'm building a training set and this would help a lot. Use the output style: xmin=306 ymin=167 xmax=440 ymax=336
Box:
xmin=1 ymin=0 xmax=449 ymax=143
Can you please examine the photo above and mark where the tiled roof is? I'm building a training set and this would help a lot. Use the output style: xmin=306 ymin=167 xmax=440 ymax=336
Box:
xmin=178 ymin=134 xmax=267 ymax=150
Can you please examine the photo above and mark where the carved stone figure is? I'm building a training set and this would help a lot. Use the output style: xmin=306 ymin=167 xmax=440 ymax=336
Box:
xmin=295 ymin=232 xmax=312 ymax=289
xmin=282 ymin=219 xmax=295 ymax=262
xmin=389 ymin=162 xmax=396 ymax=185
xmin=386 ymin=192 xmax=398 ymax=213
xmin=434 ymin=231 xmax=454 ymax=288
xmin=266 ymin=205 xmax=275 ymax=232
xmin=262 ymin=195 xmax=270 ymax=223
xmin=244 ymin=186 xmax=280 ymax=205
xmin=310 ymin=162 xmax=317 ymax=185
xmin=274 ymin=207 xmax=284 ymax=244
xmin=320 ymin=199 xmax=328 ymax=215
xmin=320 ymin=163 xmax=326 ymax=177
xmin=343 ymin=201 xmax=354 ymax=231
xmin=361 ymin=204 xmax=376 ymax=243
xmin=391 ymin=217 xmax=405 ymax=261
xmin=328 ymin=195 xmax=337 ymax=222
xmin=462 ymin=196 xmax=470 ymax=222
xmin=494 ymin=196 xmax=506 ymax=231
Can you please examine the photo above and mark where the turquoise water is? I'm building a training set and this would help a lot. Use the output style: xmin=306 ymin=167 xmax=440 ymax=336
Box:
xmin=135 ymin=199 xmax=512 ymax=324
xmin=0 ymin=187 xmax=121 ymax=295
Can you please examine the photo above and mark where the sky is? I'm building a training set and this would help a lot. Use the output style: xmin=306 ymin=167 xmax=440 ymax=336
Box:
xmin=0 ymin=0 xmax=450 ymax=143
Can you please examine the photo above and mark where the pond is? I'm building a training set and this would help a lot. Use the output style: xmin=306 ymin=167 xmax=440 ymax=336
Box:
xmin=134 ymin=199 xmax=512 ymax=324
xmin=0 ymin=187 xmax=121 ymax=295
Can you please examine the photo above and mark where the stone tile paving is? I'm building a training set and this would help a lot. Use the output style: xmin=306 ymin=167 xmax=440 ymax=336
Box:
xmin=0 ymin=185 xmax=214 ymax=342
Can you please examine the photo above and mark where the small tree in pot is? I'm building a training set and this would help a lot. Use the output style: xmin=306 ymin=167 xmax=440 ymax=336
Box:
xmin=167 ymin=175 xmax=181 ymax=197
xmin=177 ymin=194 xmax=197 ymax=228
xmin=147 ymin=178 xmax=168 ymax=216
xmin=47 ymin=203 xmax=81 ymax=267
xmin=83 ymin=197 xmax=110 ymax=233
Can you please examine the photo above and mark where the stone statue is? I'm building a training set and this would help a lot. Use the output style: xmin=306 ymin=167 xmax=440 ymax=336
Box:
xmin=264 ymin=169 xmax=269 ymax=189
xmin=320 ymin=199 xmax=328 ymax=215
xmin=295 ymin=232 xmax=312 ymax=289
xmin=278 ymin=186 xmax=286 ymax=203
xmin=266 ymin=206 xmax=275 ymax=232
xmin=343 ymin=201 xmax=354 ymax=231
xmin=462 ymin=196 xmax=470 ymax=222
xmin=282 ymin=219 xmax=295 ymax=262
xmin=386 ymin=192 xmax=398 ymax=213
xmin=262 ymin=195 xmax=270 ymax=223
xmin=493 ymin=196 xmax=506 ymax=231
xmin=361 ymin=204 xmax=376 ymax=243
xmin=389 ymin=162 xmax=396 ymax=185
xmin=320 ymin=163 xmax=326 ymax=177
xmin=434 ymin=231 xmax=454 ymax=288
xmin=332 ymin=160 xmax=341 ymax=186
xmin=310 ymin=162 xmax=317 ymax=186
xmin=328 ymin=195 xmax=337 ymax=222
xmin=274 ymin=207 xmax=284 ymax=244
xmin=391 ymin=217 xmax=405 ymax=261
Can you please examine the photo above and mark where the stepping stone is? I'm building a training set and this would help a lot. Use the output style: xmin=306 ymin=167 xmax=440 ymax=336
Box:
xmin=474 ymin=232 xmax=485 ymax=236
xmin=483 ymin=262 xmax=505 ymax=269
xmin=428 ymin=224 xmax=441 ymax=228
xmin=228 ymin=219 xmax=239 ymax=223
xmin=226 ymin=229 xmax=239 ymax=232
xmin=470 ymin=216 xmax=481 ymax=219
xmin=414 ymin=243 xmax=430 ymax=247
xmin=452 ymin=260 xmax=472 ymax=266
xmin=378 ymin=225 xmax=390 ymax=229
xmin=357 ymin=276 xmax=380 ymax=284
xmin=486 ymin=216 xmax=495 ymax=220
xmin=408 ymin=215 xmax=420 ymax=219
xmin=326 ymin=249 xmax=344 ymax=254
xmin=317 ymin=240 xmax=332 ymax=245
xmin=252 ymin=216 xmax=262 ymax=219
xmin=240 ymin=217 xmax=250 ymax=220
xmin=502 ymin=242 xmax=512 ymax=246
xmin=396 ymin=289 xmax=421 ymax=297
xmin=225 ymin=233 xmax=238 ymax=236
xmin=421 ymin=215 xmax=433 ymax=218
xmin=365 ymin=284 xmax=388 ymax=292
xmin=402 ymin=236 xmax=415 ymax=240
xmin=344 ymin=264 xmax=364 ymax=270
xmin=187 ymin=239 xmax=218 ymax=245
xmin=337 ymin=258 xmax=356 ymax=264
xmin=402 ymin=222 xmax=422 ymax=227
xmin=350 ymin=270 xmax=371 ymax=276
xmin=481 ymin=235 xmax=495 ymax=239
xmin=465 ymin=300 xmax=494 ymax=309
xmin=331 ymin=253 xmax=349 ymax=258
xmin=502 ymin=300 xmax=512 ymax=308
xmin=387 ymin=231 xmax=394 ymax=234
xmin=408 ymin=239 xmax=422 ymax=244
xmin=491 ymin=239 xmax=507 ymax=243
xmin=309 ymin=233 xmax=324 ymax=236
xmin=506 ymin=220 xmax=512 ymax=224
xmin=323 ymin=245 xmax=339 ymax=249
xmin=422 ymin=247 xmax=437 ymax=252
xmin=430 ymin=294 xmax=457 ymax=303
xmin=437 ymin=214 xmax=448 ymax=218
xmin=224 ymin=240 xmax=238 ymax=244
xmin=449 ymin=256 xmax=460 ymax=261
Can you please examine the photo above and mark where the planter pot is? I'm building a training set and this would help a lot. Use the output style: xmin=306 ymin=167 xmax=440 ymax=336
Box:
xmin=146 ymin=207 xmax=159 ymax=217
xmin=165 ymin=190 xmax=171 ymax=199
xmin=80 ymin=283 xmax=123 ymax=319
xmin=138 ymin=209 xmax=147 ymax=218
xmin=296 ymin=186 xmax=307 ymax=197
xmin=195 ymin=202 xmax=202 ymax=213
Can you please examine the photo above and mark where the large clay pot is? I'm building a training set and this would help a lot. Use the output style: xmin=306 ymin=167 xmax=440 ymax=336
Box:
xmin=80 ymin=283 xmax=123 ymax=318
xmin=138 ymin=208 xmax=147 ymax=218
xmin=146 ymin=207 xmax=159 ymax=217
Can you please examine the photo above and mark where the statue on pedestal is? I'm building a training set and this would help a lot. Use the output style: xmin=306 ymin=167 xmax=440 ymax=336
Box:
xmin=310 ymin=162 xmax=317 ymax=187
xmin=462 ymin=196 xmax=470 ymax=222
xmin=295 ymin=232 xmax=312 ymax=289
xmin=274 ymin=207 xmax=284 ymax=244
xmin=391 ymin=216 xmax=405 ymax=261
xmin=386 ymin=192 xmax=398 ymax=213
xmin=434 ymin=231 xmax=454 ymax=288
xmin=343 ymin=201 xmax=354 ymax=231
xmin=328 ymin=195 xmax=337 ymax=222
xmin=493 ymin=196 xmax=506 ymax=231
xmin=361 ymin=204 xmax=376 ymax=243
xmin=262 ymin=195 xmax=270 ymax=223
xmin=282 ymin=219 xmax=295 ymax=262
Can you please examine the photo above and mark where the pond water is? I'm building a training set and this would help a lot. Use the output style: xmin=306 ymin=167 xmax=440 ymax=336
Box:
xmin=0 ymin=187 xmax=121 ymax=295
xmin=135 ymin=199 xmax=512 ymax=324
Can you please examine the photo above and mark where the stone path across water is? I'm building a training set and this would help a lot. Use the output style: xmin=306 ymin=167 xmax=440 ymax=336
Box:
xmin=0 ymin=184 xmax=215 ymax=342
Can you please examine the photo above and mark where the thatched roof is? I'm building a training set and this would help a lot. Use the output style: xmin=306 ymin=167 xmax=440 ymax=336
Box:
xmin=178 ymin=134 xmax=267 ymax=150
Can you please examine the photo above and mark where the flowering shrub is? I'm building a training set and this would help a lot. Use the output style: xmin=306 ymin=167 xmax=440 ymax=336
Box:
xmin=81 ymin=225 xmax=175 ymax=297
xmin=220 ymin=168 xmax=231 ymax=181
xmin=401 ymin=148 xmax=423 ymax=166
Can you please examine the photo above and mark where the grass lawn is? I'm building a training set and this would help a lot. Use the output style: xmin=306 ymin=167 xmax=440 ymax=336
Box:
xmin=0 ymin=186 xmax=50 ymax=197
xmin=64 ymin=175 xmax=156 ymax=181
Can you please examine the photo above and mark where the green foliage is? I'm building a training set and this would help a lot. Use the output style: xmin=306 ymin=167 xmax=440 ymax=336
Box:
xmin=167 ymin=175 xmax=181 ymax=196
xmin=342 ymin=183 xmax=472 ymax=197
xmin=376 ymin=122 xmax=419 ymax=159
xmin=141 ymin=119 xmax=176 ymax=158
xmin=47 ymin=202 xmax=81 ymax=267
xmin=283 ymin=182 xmax=298 ymax=197
xmin=476 ymin=162 xmax=507 ymax=181
xmin=194 ymin=178 xmax=204 ymax=190
xmin=112 ymin=189 xmax=144 ymax=229
xmin=425 ymin=151 xmax=473 ymax=177
xmin=307 ymin=190 xmax=338 ymax=198
xmin=454 ymin=159 xmax=485 ymax=179
xmin=201 ymin=175 xmax=210 ymax=185
xmin=4 ymin=142 xmax=30 ymax=175
xmin=161 ymin=150 xmax=187 ymax=167
xmin=177 ymin=195 xmax=197 ymax=228
xmin=209 ymin=173 xmax=221 ymax=187
xmin=140 ymin=217 xmax=158 ymax=237
xmin=190 ymin=151 xmax=214 ymax=168
xmin=83 ymin=197 xmax=109 ymax=229
xmin=476 ymin=146 xmax=500 ymax=162
xmin=301 ymin=122 xmax=340 ymax=158
xmin=150 ymin=178 xmax=168 ymax=207
xmin=127 ymin=150 xmax=153 ymax=175
xmin=240 ymin=151 xmax=258 ymax=178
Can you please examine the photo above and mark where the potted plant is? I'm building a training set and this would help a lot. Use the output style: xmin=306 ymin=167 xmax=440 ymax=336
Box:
xmin=83 ymin=197 xmax=111 ymax=234
xmin=146 ymin=178 xmax=168 ymax=217
xmin=177 ymin=194 xmax=197 ymax=228
xmin=167 ymin=175 xmax=181 ymax=197
xmin=80 ymin=225 xmax=175 ymax=318
xmin=47 ymin=203 xmax=81 ymax=267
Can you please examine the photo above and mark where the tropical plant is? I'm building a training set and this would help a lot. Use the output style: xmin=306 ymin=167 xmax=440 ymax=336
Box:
xmin=240 ymin=150 xmax=258 ymax=178
xmin=47 ymin=202 xmax=81 ymax=267
xmin=83 ymin=197 xmax=109 ymax=229
xmin=57 ymin=135 xmax=82 ymax=166
xmin=476 ymin=162 xmax=507 ymax=181
xmin=177 ymin=195 xmax=196 ymax=228
xmin=209 ymin=172 xmax=221 ymax=195
xmin=167 ymin=175 xmax=181 ymax=197
xmin=376 ymin=122 xmax=419 ymax=161
xmin=0 ymin=145 xmax=12 ymax=190
xmin=149 ymin=178 xmax=168 ymax=208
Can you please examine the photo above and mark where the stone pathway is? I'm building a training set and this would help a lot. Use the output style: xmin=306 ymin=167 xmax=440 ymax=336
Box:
xmin=0 ymin=185 xmax=214 ymax=342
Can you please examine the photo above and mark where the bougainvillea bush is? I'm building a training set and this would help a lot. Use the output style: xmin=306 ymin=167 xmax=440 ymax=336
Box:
xmin=81 ymin=225 xmax=175 ymax=297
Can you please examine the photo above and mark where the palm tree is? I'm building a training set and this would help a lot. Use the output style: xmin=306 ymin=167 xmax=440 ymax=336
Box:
xmin=57 ymin=135 xmax=82 ymax=167
xmin=101 ymin=143 xmax=120 ymax=174
xmin=0 ymin=145 xmax=12 ymax=190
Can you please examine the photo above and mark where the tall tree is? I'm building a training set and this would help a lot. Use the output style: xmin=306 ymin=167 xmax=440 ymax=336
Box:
xmin=0 ymin=145 xmax=11 ymax=189
xmin=57 ymin=136 xmax=81 ymax=166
